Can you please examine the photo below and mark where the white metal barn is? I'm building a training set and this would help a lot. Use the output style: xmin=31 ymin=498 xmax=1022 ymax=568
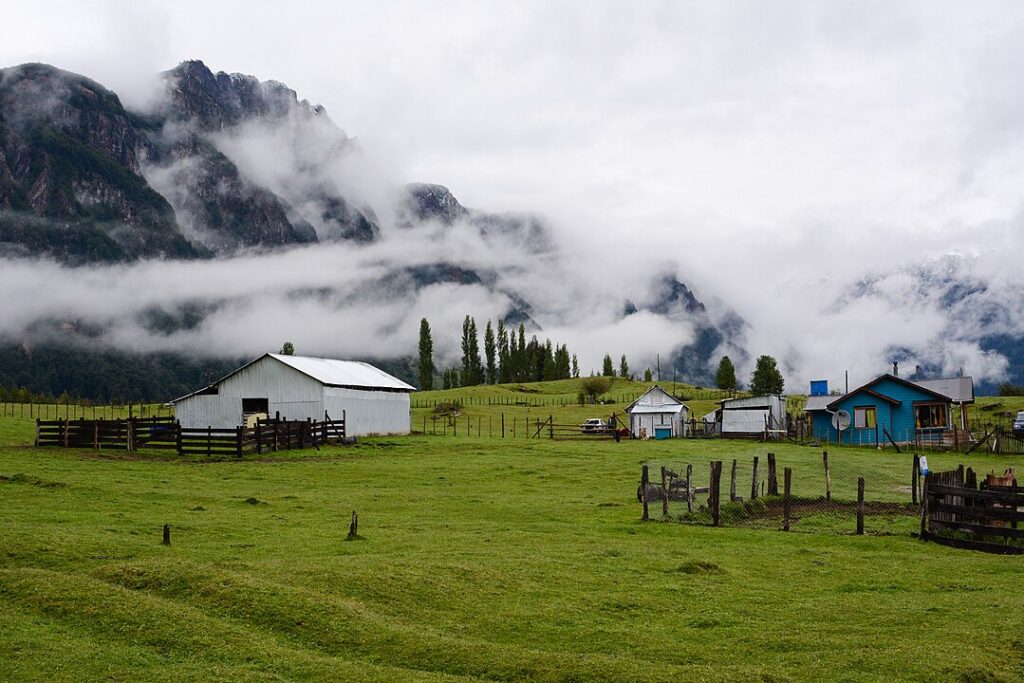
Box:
xmin=719 ymin=395 xmax=785 ymax=438
xmin=625 ymin=386 xmax=688 ymax=439
xmin=171 ymin=354 xmax=415 ymax=436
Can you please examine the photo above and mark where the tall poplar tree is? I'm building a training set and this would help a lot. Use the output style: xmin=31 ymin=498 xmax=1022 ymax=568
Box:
xmin=417 ymin=318 xmax=434 ymax=390
xmin=484 ymin=320 xmax=497 ymax=384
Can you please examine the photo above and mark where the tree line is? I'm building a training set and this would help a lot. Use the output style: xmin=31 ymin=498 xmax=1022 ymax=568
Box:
xmin=417 ymin=317 xmax=644 ymax=390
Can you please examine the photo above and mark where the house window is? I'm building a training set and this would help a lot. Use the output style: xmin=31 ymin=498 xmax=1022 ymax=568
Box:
xmin=915 ymin=403 xmax=948 ymax=429
xmin=854 ymin=406 xmax=876 ymax=429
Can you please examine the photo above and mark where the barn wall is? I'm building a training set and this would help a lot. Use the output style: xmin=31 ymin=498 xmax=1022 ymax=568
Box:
xmin=324 ymin=388 xmax=410 ymax=436
xmin=176 ymin=358 xmax=323 ymax=429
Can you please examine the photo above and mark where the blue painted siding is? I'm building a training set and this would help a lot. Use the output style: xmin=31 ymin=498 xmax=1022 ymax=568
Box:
xmin=809 ymin=377 xmax=950 ymax=445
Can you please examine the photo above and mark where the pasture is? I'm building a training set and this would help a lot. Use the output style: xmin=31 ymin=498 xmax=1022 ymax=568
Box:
xmin=2 ymin=409 xmax=1024 ymax=681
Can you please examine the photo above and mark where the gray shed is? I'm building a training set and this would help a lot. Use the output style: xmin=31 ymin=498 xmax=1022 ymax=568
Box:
xmin=719 ymin=395 xmax=786 ymax=438
xmin=171 ymin=353 xmax=414 ymax=436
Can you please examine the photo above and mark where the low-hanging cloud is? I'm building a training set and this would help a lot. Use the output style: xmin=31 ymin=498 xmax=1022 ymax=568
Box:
xmin=3 ymin=2 xmax=1024 ymax=389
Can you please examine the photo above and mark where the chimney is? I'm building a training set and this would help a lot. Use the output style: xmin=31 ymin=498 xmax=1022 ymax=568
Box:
xmin=915 ymin=365 xmax=921 ymax=379
xmin=892 ymin=361 xmax=899 ymax=377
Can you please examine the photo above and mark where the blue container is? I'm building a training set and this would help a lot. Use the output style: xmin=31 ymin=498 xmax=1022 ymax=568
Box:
xmin=654 ymin=427 xmax=672 ymax=440
xmin=810 ymin=380 xmax=828 ymax=397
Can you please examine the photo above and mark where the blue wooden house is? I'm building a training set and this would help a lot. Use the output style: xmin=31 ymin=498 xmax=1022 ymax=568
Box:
xmin=806 ymin=373 xmax=974 ymax=447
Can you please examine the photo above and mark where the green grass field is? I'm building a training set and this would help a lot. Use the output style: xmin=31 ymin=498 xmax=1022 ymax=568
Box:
xmin=3 ymin=397 xmax=1024 ymax=682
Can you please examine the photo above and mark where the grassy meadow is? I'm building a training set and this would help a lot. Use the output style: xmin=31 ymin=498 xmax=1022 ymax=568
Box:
xmin=3 ymin=381 xmax=1024 ymax=682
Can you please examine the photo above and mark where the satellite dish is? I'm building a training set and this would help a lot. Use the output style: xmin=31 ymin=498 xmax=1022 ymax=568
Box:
xmin=832 ymin=410 xmax=851 ymax=431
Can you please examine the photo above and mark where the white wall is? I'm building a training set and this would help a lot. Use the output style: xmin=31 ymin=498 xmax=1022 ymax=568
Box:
xmin=629 ymin=411 xmax=686 ymax=438
xmin=324 ymin=387 xmax=410 ymax=436
xmin=175 ymin=357 xmax=323 ymax=429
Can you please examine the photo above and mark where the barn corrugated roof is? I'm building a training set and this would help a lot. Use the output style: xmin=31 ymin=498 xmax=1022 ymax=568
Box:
xmin=269 ymin=354 xmax=416 ymax=391
xmin=914 ymin=376 xmax=974 ymax=403
xmin=171 ymin=353 xmax=414 ymax=403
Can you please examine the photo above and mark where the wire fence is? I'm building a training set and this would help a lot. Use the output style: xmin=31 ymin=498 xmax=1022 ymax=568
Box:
xmin=0 ymin=401 xmax=173 ymax=421
xmin=638 ymin=451 xmax=922 ymax=535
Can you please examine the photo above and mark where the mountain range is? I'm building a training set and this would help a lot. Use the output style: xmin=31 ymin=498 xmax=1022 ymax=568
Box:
xmin=0 ymin=60 xmax=744 ymax=398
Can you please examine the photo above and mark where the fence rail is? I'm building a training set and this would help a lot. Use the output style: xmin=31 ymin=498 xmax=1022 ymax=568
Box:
xmin=34 ymin=412 xmax=347 ymax=457
xmin=921 ymin=467 xmax=1024 ymax=554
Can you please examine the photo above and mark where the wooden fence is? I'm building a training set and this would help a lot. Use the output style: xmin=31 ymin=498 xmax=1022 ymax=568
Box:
xmin=921 ymin=467 xmax=1024 ymax=554
xmin=35 ymin=413 xmax=347 ymax=457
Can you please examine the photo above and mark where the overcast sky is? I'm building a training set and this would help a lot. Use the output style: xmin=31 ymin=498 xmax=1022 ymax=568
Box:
xmin=3 ymin=1 xmax=1024 ymax=387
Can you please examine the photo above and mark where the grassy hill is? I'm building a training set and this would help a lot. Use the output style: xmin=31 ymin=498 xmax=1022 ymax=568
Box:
xmin=3 ymin=414 xmax=1024 ymax=680
xmin=411 ymin=378 xmax=736 ymax=434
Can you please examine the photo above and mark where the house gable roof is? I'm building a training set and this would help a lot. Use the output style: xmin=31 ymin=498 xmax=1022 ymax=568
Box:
xmin=626 ymin=385 xmax=687 ymax=414
xmin=825 ymin=373 xmax=950 ymax=411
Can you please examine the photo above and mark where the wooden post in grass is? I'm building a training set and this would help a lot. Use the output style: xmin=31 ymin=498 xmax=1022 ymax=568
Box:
xmin=912 ymin=455 xmax=920 ymax=505
xmin=347 ymin=511 xmax=359 ymax=540
xmin=857 ymin=477 xmax=865 ymax=535
xmin=920 ymin=473 xmax=929 ymax=539
xmin=730 ymin=459 xmax=737 ymax=501
xmin=823 ymin=451 xmax=831 ymax=502
xmin=641 ymin=465 xmax=650 ymax=521
xmin=750 ymin=456 xmax=759 ymax=501
xmin=710 ymin=461 xmax=722 ymax=527
xmin=549 ymin=415 xmax=554 ymax=440
xmin=661 ymin=466 xmax=669 ymax=517
xmin=783 ymin=467 xmax=792 ymax=531
xmin=501 ymin=413 xmax=505 ymax=438
xmin=767 ymin=453 xmax=778 ymax=495
xmin=162 ymin=524 xmax=171 ymax=545
xmin=686 ymin=464 xmax=693 ymax=513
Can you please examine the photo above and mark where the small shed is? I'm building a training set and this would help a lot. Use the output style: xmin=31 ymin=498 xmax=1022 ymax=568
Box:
xmin=719 ymin=395 xmax=786 ymax=438
xmin=626 ymin=386 xmax=688 ymax=439
xmin=171 ymin=353 xmax=415 ymax=436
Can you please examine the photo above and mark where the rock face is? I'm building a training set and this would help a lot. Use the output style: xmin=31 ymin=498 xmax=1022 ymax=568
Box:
xmin=0 ymin=64 xmax=196 ymax=262
xmin=143 ymin=60 xmax=378 ymax=252
xmin=0 ymin=60 xmax=381 ymax=261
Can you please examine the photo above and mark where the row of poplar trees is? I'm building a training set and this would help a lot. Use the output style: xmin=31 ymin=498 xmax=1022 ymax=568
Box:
xmin=417 ymin=317 xmax=581 ymax=390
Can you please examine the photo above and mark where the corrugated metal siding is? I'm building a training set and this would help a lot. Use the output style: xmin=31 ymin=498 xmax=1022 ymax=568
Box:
xmin=324 ymin=388 xmax=410 ymax=436
xmin=176 ymin=357 xmax=323 ymax=429
xmin=721 ymin=396 xmax=784 ymax=435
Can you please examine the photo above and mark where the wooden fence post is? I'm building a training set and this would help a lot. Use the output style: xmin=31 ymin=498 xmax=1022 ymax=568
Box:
xmin=661 ymin=466 xmax=669 ymax=517
xmin=750 ymin=456 xmax=759 ymax=501
xmin=767 ymin=453 xmax=778 ymax=495
xmin=34 ymin=419 xmax=40 ymax=447
xmin=162 ymin=524 xmax=171 ymax=545
xmin=501 ymin=412 xmax=505 ymax=438
xmin=912 ymin=455 xmax=919 ymax=505
xmin=206 ymin=426 xmax=212 ymax=457
xmin=549 ymin=415 xmax=554 ymax=440
xmin=920 ymin=473 xmax=929 ymax=539
xmin=236 ymin=426 xmax=243 ymax=458
xmin=783 ymin=467 xmax=792 ymax=531
xmin=127 ymin=417 xmax=135 ymax=452
xmin=342 ymin=410 xmax=347 ymax=439
xmin=857 ymin=477 xmax=865 ymax=535
xmin=823 ymin=451 xmax=831 ymax=502
xmin=641 ymin=465 xmax=650 ymax=521
xmin=730 ymin=459 xmax=737 ymax=501
xmin=686 ymin=464 xmax=693 ymax=513
xmin=711 ymin=461 xmax=722 ymax=527
xmin=175 ymin=421 xmax=182 ymax=455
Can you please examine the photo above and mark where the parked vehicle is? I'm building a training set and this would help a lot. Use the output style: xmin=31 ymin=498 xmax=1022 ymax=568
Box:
xmin=1013 ymin=411 xmax=1024 ymax=438
xmin=580 ymin=418 xmax=611 ymax=434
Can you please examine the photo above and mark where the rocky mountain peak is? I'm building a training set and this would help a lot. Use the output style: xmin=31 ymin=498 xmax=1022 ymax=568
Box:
xmin=401 ymin=183 xmax=468 ymax=225
xmin=163 ymin=60 xmax=331 ymax=130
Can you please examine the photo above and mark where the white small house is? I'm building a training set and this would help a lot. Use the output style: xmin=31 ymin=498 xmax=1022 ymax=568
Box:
xmin=625 ymin=386 xmax=688 ymax=439
xmin=171 ymin=353 xmax=415 ymax=436
xmin=719 ymin=395 xmax=785 ymax=438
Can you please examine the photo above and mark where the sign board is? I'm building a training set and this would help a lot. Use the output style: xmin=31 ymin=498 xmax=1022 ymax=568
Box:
xmin=919 ymin=456 xmax=929 ymax=476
